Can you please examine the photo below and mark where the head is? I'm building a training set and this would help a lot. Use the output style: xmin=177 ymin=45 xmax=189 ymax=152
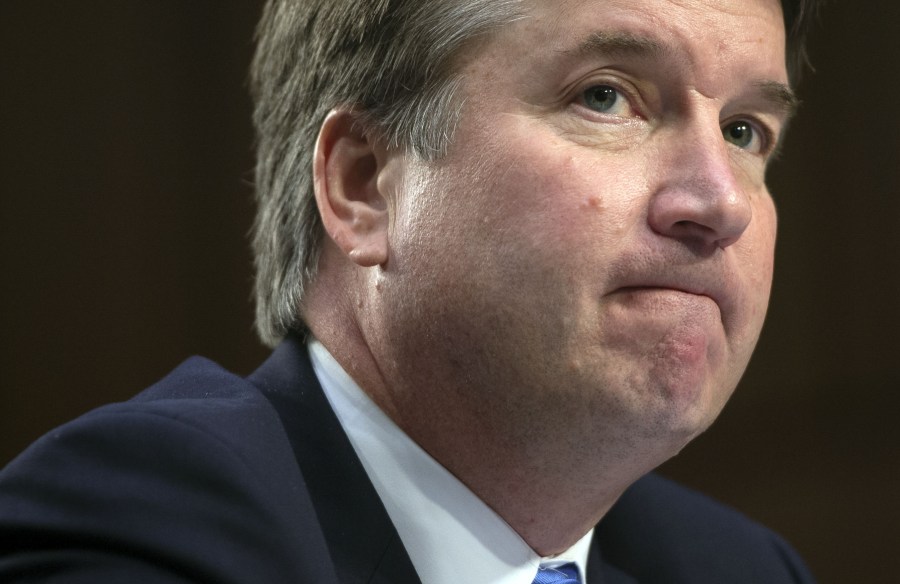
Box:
xmin=249 ymin=0 xmax=816 ymax=348
xmin=252 ymin=0 xmax=818 ymax=551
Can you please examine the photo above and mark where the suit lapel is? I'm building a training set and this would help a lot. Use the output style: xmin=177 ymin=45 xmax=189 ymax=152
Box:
xmin=587 ymin=536 xmax=640 ymax=584
xmin=248 ymin=335 xmax=421 ymax=584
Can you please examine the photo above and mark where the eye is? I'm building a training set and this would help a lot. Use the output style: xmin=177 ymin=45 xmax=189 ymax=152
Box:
xmin=580 ymin=84 xmax=630 ymax=116
xmin=722 ymin=120 xmax=764 ymax=153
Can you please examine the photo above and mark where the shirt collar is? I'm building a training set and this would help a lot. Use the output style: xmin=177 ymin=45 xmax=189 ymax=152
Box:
xmin=309 ymin=339 xmax=593 ymax=584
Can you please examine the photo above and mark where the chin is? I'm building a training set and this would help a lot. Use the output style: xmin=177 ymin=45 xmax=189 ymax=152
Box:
xmin=677 ymin=382 xmax=735 ymax=437
xmin=642 ymin=373 xmax=734 ymax=448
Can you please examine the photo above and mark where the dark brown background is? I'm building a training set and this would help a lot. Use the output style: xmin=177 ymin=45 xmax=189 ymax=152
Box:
xmin=2 ymin=2 xmax=897 ymax=582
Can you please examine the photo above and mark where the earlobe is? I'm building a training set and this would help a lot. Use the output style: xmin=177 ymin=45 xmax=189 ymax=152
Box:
xmin=313 ymin=109 xmax=390 ymax=268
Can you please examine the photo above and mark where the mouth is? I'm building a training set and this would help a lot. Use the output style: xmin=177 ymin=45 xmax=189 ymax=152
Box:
xmin=611 ymin=283 xmax=728 ymax=322
xmin=604 ymin=250 xmax=742 ymax=331
xmin=617 ymin=285 xmax=715 ymax=301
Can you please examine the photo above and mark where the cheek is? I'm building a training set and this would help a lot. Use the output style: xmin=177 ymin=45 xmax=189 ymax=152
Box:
xmin=474 ymin=139 xmax=647 ymax=261
xmin=730 ymin=195 xmax=777 ymax=345
xmin=748 ymin=197 xmax=777 ymax=288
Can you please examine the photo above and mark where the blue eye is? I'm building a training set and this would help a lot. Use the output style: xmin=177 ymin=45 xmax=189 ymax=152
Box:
xmin=722 ymin=120 xmax=761 ymax=152
xmin=582 ymin=85 xmax=620 ymax=113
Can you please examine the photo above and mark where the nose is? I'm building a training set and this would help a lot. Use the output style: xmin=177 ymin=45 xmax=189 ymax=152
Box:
xmin=647 ymin=128 xmax=752 ymax=251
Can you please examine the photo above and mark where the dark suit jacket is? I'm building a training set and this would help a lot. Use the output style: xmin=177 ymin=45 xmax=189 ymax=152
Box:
xmin=0 ymin=335 xmax=816 ymax=583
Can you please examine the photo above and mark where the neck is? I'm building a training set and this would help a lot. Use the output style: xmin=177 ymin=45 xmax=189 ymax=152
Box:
xmin=377 ymin=384 xmax=662 ymax=555
xmin=310 ymin=326 xmax=666 ymax=555
xmin=304 ymin=255 xmax=678 ymax=555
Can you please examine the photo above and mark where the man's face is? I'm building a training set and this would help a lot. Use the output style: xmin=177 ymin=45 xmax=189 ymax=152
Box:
xmin=378 ymin=0 xmax=789 ymax=459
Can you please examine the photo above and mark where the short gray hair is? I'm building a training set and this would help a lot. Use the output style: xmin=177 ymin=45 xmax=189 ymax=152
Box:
xmin=249 ymin=0 xmax=818 ymax=347
xmin=250 ymin=0 xmax=524 ymax=346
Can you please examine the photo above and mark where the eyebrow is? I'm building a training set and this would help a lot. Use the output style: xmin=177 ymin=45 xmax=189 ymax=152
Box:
xmin=754 ymin=80 xmax=800 ymax=119
xmin=560 ymin=31 xmax=799 ymax=120
xmin=559 ymin=31 xmax=667 ymax=60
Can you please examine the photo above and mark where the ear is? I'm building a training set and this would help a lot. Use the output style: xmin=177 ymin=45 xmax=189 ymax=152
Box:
xmin=313 ymin=109 xmax=390 ymax=268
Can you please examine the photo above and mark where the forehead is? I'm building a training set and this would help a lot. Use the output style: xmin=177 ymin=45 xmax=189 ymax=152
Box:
xmin=467 ymin=0 xmax=788 ymax=89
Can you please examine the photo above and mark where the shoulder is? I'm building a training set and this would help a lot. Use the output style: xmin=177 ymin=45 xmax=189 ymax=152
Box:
xmin=595 ymin=473 xmax=816 ymax=583
xmin=0 ymin=356 xmax=333 ymax=583
xmin=22 ymin=356 xmax=294 ymax=475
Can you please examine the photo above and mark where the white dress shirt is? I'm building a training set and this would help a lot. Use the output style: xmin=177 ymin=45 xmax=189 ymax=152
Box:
xmin=309 ymin=340 xmax=593 ymax=584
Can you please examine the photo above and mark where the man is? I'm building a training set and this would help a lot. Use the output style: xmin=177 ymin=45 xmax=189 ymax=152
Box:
xmin=0 ymin=0 xmax=817 ymax=582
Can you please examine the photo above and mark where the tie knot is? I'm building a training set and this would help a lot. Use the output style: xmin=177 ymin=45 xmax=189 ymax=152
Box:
xmin=532 ymin=562 xmax=582 ymax=584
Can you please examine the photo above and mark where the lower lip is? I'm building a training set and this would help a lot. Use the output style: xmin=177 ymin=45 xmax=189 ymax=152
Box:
xmin=613 ymin=286 xmax=722 ymax=334
xmin=614 ymin=286 xmax=716 ymax=307
xmin=606 ymin=286 xmax=722 ymax=354
xmin=616 ymin=286 xmax=729 ymax=336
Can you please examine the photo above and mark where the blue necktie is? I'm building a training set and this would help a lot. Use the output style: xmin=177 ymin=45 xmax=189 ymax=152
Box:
xmin=532 ymin=562 xmax=582 ymax=584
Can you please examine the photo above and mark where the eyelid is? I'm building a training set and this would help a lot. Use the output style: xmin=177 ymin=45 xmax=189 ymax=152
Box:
xmin=567 ymin=73 xmax=646 ymax=120
xmin=723 ymin=115 xmax=779 ymax=157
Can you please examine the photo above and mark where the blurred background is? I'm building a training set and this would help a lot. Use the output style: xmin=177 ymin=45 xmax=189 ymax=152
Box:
xmin=1 ymin=2 xmax=897 ymax=581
